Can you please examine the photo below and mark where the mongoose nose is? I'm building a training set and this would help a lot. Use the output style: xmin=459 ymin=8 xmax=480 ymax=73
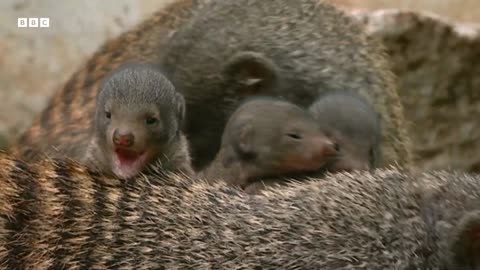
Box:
xmin=311 ymin=137 xmax=339 ymax=158
xmin=113 ymin=130 xmax=134 ymax=147
xmin=323 ymin=141 xmax=339 ymax=156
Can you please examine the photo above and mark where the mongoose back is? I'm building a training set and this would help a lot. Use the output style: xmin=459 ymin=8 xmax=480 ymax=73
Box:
xmin=83 ymin=63 xmax=193 ymax=178
xmin=11 ymin=0 xmax=412 ymax=172
xmin=0 ymin=152 xmax=479 ymax=269
xmin=308 ymin=90 xmax=381 ymax=173
xmin=200 ymin=97 xmax=338 ymax=193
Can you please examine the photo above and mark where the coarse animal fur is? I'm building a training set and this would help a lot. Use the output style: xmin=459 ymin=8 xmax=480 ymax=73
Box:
xmin=0 ymin=151 xmax=479 ymax=269
xmin=10 ymin=0 xmax=412 ymax=172
xmin=83 ymin=62 xmax=193 ymax=178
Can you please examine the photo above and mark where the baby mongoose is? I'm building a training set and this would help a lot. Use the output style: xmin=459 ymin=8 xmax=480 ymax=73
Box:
xmin=308 ymin=91 xmax=381 ymax=173
xmin=201 ymin=97 xmax=338 ymax=193
xmin=83 ymin=63 xmax=193 ymax=179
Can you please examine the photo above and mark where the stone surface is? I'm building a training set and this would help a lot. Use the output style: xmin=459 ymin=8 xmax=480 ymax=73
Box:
xmin=352 ymin=9 xmax=480 ymax=172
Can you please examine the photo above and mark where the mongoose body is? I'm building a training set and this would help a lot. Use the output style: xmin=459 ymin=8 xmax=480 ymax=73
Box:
xmin=11 ymin=0 xmax=412 ymax=172
xmin=308 ymin=90 xmax=381 ymax=173
xmin=83 ymin=63 xmax=193 ymax=178
xmin=200 ymin=97 xmax=338 ymax=193
xmin=0 ymin=152 xmax=479 ymax=269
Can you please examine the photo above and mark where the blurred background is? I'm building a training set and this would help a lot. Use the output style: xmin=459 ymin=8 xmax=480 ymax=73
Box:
xmin=1 ymin=0 xmax=479 ymax=172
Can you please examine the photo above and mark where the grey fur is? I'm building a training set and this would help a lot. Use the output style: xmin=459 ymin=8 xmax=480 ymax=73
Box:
xmin=1 ymin=151 xmax=479 ymax=269
xmin=308 ymin=90 xmax=381 ymax=171
xmin=84 ymin=62 xmax=193 ymax=178
xmin=159 ymin=0 xmax=411 ymax=170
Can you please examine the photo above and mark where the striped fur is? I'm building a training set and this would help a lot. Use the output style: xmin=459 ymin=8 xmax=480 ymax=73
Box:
xmin=0 ymin=152 xmax=478 ymax=268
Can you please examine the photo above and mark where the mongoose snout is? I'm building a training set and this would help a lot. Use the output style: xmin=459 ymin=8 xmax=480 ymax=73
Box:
xmin=112 ymin=129 xmax=135 ymax=147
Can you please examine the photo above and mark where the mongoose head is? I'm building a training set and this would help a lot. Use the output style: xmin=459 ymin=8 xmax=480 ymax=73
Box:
xmin=308 ymin=90 xmax=381 ymax=173
xmin=94 ymin=63 xmax=185 ymax=179
xmin=220 ymin=97 xmax=338 ymax=189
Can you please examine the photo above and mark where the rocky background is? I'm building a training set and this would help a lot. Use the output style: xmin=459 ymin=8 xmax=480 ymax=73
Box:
xmin=1 ymin=0 xmax=479 ymax=172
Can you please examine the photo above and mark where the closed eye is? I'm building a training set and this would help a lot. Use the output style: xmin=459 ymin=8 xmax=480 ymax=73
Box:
xmin=286 ymin=133 xmax=302 ymax=140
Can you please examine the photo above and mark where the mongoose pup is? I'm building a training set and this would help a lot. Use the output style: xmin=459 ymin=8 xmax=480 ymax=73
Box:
xmin=11 ymin=0 xmax=412 ymax=172
xmin=0 ymin=152 xmax=479 ymax=269
xmin=244 ymin=91 xmax=382 ymax=194
xmin=200 ymin=97 xmax=338 ymax=193
xmin=308 ymin=90 xmax=381 ymax=173
xmin=84 ymin=63 xmax=194 ymax=178
xmin=9 ymin=0 xmax=202 ymax=162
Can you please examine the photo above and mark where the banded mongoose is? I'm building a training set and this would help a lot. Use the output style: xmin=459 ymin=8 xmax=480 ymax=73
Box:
xmin=308 ymin=90 xmax=381 ymax=173
xmin=0 ymin=151 xmax=479 ymax=269
xmin=200 ymin=97 xmax=338 ymax=193
xmin=11 ymin=0 xmax=412 ymax=172
xmin=83 ymin=63 xmax=194 ymax=178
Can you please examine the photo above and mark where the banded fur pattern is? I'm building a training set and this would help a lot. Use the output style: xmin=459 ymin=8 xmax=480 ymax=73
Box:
xmin=0 ymin=151 xmax=478 ymax=268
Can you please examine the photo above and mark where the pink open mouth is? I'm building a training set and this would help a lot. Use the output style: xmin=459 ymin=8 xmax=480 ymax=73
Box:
xmin=112 ymin=148 xmax=148 ymax=179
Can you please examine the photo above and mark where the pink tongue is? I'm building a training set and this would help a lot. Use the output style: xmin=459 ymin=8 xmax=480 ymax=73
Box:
xmin=115 ymin=149 xmax=141 ymax=165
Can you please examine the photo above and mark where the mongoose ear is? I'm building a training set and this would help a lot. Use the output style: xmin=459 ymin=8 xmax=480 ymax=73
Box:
xmin=174 ymin=91 xmax=186 ymax=127
xmin=448 ymin=210 xmax=480 ymax=270
xmin=223 ymin=51 xmax=278 ymax=96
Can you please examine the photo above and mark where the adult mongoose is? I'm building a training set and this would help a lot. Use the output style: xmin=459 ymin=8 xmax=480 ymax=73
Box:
xmin=0 ymin=151 xmax=478 ymax=268
xmin=83 ymin=62 xmax=194 ymax=178
xmin=200 ymin=97 xmax=338 ymax=193
xmin=11 ymin=0 xmax=412 ymax=172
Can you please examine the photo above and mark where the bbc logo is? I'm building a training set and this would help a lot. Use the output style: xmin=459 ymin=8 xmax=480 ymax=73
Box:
xmin=18 ymin=18 xmax=50 ymax=28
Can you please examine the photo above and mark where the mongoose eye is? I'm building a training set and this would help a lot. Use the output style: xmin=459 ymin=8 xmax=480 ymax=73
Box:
xmin=105 ymin=111 xmax=111 ymax=119
xmin=146 ymin=117 xmax=158 ymax=125
xmin=286 ymin=133 xmax=302 ymax=140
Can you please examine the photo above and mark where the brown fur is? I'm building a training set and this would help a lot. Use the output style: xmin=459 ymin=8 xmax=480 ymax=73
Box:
xmin=0 ymin=151 xmax=479 ymax=268
xmin=200 ymin=97 xmax=338 ymax=193
xmin=10 ymin=0 xmax=412 ymax=172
